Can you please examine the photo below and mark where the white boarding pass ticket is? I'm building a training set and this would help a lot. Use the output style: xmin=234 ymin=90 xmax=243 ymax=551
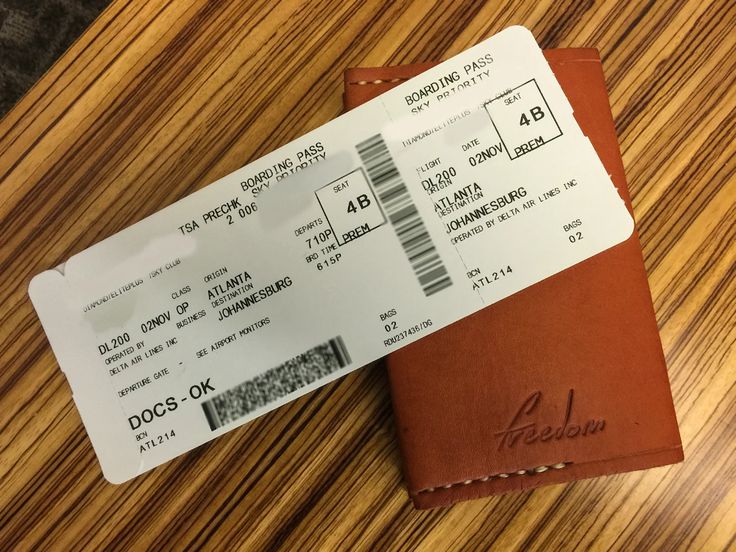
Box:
xmin=29 ymin=26 xmax=633 ymax=483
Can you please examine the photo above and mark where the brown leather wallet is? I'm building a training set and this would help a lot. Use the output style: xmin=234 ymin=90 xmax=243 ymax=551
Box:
xmin=344 ymin=49 xmax=683 ymax=509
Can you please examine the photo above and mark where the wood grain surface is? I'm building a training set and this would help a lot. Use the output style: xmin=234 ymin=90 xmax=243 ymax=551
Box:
xmin=1 ymin=0 xmax=734 ymax=550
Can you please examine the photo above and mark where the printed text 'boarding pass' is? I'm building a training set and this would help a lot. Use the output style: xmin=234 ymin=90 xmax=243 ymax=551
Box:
xmin=29 ymin=26 xmax=633 ymax=483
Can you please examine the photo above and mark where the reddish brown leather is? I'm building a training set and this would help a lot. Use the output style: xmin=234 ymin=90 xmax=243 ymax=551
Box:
xmin=344 ymin=49 xmax=683 ymax=509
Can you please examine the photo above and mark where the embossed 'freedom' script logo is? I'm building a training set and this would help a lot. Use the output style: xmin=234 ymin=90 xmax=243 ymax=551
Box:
xmin=495 ymin=390 xmax=605 ymax=450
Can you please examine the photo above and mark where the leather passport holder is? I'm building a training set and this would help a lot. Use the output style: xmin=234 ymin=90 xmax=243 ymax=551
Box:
xmin=343 ymin=49 xmax=683 ymax=509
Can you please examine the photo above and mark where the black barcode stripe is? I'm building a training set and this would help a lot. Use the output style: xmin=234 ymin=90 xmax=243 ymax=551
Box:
xmin=202 ymin=402 xmax=222 ymax=431
xmin=356 ymin=134 xmax=452 ymax=296
xmin=201 ymin=336 xmax=351 ymax=430
xmin=329 ymin=336 xmax=351 ymax=367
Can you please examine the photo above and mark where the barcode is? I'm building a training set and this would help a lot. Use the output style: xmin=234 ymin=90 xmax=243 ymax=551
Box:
xmin=356 ymin=134 xmax=452 ymax=296
xmin=201 ymin=336 xmax=351 ymax=430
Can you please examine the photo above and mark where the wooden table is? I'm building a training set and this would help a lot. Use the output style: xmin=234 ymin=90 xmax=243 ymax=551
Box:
xmin=1 ymin=1 xmax=734 ymax=549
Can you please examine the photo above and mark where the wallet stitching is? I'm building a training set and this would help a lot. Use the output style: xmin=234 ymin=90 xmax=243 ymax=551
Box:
xmin=415 ymin=461 xmax=570 ymax=496
xmin=347 ymin=77 xmax=412 ymax=85
xmin=347 ymin=60 xmax=602 ymax=88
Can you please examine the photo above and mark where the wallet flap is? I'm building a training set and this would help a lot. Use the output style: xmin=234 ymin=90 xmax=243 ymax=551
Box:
xmin=344 ymin=49 xmax=682 ymax=509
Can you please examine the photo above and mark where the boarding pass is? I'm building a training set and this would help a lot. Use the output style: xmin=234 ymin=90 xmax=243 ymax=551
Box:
xmin=29 ymin=26 xmax=633 ymax=483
